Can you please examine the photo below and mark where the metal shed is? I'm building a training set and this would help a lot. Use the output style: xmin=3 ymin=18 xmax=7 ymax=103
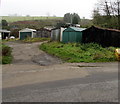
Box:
xmin=36 ymin=27 xmax=51 ymax=38
xmin=82 ymin=26 xmax=120 ymax=47
xmin=62 ymin=27 xmax=86 ymax=43
xmin=51 ymin=27 xmax=66 ymax=41
xmin=0 ymin=29 xmax=10 ymax=39
xmin=19 ymin=28 xmax=36 ymax=40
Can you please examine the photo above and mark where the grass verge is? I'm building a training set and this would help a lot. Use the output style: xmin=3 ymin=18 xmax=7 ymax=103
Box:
xmin=40 ymin=42 xmax=116 ymax=63
xmin=0 ymin=44 xmax=12 ymax=64
xmin=2 ymin=38 xmax=19 ymax=43
xmin=23 ymin=37 xmax=50 ymax=43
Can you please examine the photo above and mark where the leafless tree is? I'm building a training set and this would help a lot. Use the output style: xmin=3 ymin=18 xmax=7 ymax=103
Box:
xmin=94 ymin=0 xmax=120 ymax=29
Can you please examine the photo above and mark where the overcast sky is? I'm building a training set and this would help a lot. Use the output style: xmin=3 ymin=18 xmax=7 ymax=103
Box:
xmin=1 ymin=0 xmax=98 ymax=19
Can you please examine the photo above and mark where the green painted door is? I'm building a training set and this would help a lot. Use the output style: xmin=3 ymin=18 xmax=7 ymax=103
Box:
xmin=62 ymin=32 xmax=69 ymax=43
xmin=20 ymin=32 xmax=32 ymax=40
xmin=69 ymin=32 xmax=76 ymax=43
xmin=62 ymin=31 xmax=82 ymax=43
xmin=76 ymin=32 xmax=82 ymax=42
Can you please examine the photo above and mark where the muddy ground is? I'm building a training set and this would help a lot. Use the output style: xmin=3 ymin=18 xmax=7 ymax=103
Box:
xmin=5 ymin=41 xmax=62 ymax=65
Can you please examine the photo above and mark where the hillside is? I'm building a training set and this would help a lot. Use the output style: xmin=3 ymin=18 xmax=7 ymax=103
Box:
xmin=2 ymin=16 xmax=63 ymax=23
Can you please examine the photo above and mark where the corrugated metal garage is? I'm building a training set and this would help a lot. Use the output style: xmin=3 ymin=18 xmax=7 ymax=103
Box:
xmin=0 ymin=29 xmax=10 ymax=39
xmin=19 ymin=28 xmax=36 ymax=40
xmin=51 ymin=27 xmax=66 ymax=41
xmin=62 ymin=27 xmax=86 ymax=43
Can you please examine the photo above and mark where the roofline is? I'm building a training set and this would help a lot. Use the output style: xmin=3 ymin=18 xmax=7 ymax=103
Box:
xmin=19 ymin=28 xmax=36 ymax=32
xmin=0 ymin=30 xmax=11 ymax=33
xmin=84 ymin=25 xmax=120 ymax=32
xmin=64 ymin=27 xmax=86 ymax=32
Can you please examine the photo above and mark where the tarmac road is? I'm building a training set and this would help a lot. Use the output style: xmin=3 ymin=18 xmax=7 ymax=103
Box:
xmin=2 ymin=71 xmax=118 ymax=102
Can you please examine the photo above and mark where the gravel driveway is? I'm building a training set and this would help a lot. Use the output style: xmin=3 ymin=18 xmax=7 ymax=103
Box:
xmin=5 ymin=41 xmax=62 ymax=65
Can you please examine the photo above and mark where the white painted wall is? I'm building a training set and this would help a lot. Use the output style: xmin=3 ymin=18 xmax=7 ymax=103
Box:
xmin=51 ymin=29 xmax=60 ymax=41
xmin=60 ymin=27 xmax=66 ymax=42
xmin=0 ymin=33 xmax=1 ymax=39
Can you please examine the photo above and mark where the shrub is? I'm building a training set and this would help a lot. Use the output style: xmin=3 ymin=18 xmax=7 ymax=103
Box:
xmin=1 ymin=44 xmax=12 ymax=64
xmin=2 ymin=45 xmax=12 ymax=56
xmin=2 ymin=56 xmax=12 ymax=64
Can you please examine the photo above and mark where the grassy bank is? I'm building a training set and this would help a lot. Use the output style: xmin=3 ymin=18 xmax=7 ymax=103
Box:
xmin=23 ymin=37 xmax=50 ymax=43
xmin=40 ymin=42 xmax=116 ymax=63
xmin=0 ymin=44 xmax=12 ymax=64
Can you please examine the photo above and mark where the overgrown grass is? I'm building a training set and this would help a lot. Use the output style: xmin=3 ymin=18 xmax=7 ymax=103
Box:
xmin=23 ymin=37 xmax=50 ymax=43
xmin=2 ymin=38 xmax=19 ymax=43
xmin=0 ymin=44 xmax=12 ymax=64
xmin=40 ymin=42 xmax=116 ymax=63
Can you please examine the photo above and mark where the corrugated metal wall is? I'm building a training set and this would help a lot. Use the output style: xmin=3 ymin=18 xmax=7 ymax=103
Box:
xmin=62 ymin=28 xmax=82 ymax=43
xmin=82 ymin=26 xmax=120 ymax=47
xmin=51 ymin=29 xmax=60 ymax=41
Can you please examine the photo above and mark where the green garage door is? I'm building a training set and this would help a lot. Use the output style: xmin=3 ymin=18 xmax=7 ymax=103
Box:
xmin=69 ymin=32 xmax=76 ymax=43
xmin=20 ymin=32 xmax=32 ymax=40
xmin=62 ymin=32 xmax=69 ymax=43
xmin=62 ymin=31 xmax=82 ymax=43
xmin=62 ymin=32 xmax=76 ymax=43
xmin=76 ymin=32 xmax=82 ymax=43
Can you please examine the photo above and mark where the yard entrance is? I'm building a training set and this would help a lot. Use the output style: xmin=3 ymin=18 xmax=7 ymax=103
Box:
xmin=4 ymin=41 xmax=62 ymax=65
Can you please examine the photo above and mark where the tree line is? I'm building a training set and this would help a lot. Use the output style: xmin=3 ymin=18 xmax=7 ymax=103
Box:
xmin=93 ymin=0 xmax=120 ymax=29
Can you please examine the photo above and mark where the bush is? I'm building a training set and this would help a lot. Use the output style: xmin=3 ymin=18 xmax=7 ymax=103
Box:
xmin=2 ymin=56 xmax=12 ymax=64
xmin=1 ymin=44 xmax=12 ymax=64
xmin=2 ymin=45 xmax=12 ymax=56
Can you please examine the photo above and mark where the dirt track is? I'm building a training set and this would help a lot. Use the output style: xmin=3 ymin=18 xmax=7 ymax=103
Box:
xmin=5 ymin=41 xmax=62 ymax=65
xmin=2 ymin=41 xmax=118 ymax=88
